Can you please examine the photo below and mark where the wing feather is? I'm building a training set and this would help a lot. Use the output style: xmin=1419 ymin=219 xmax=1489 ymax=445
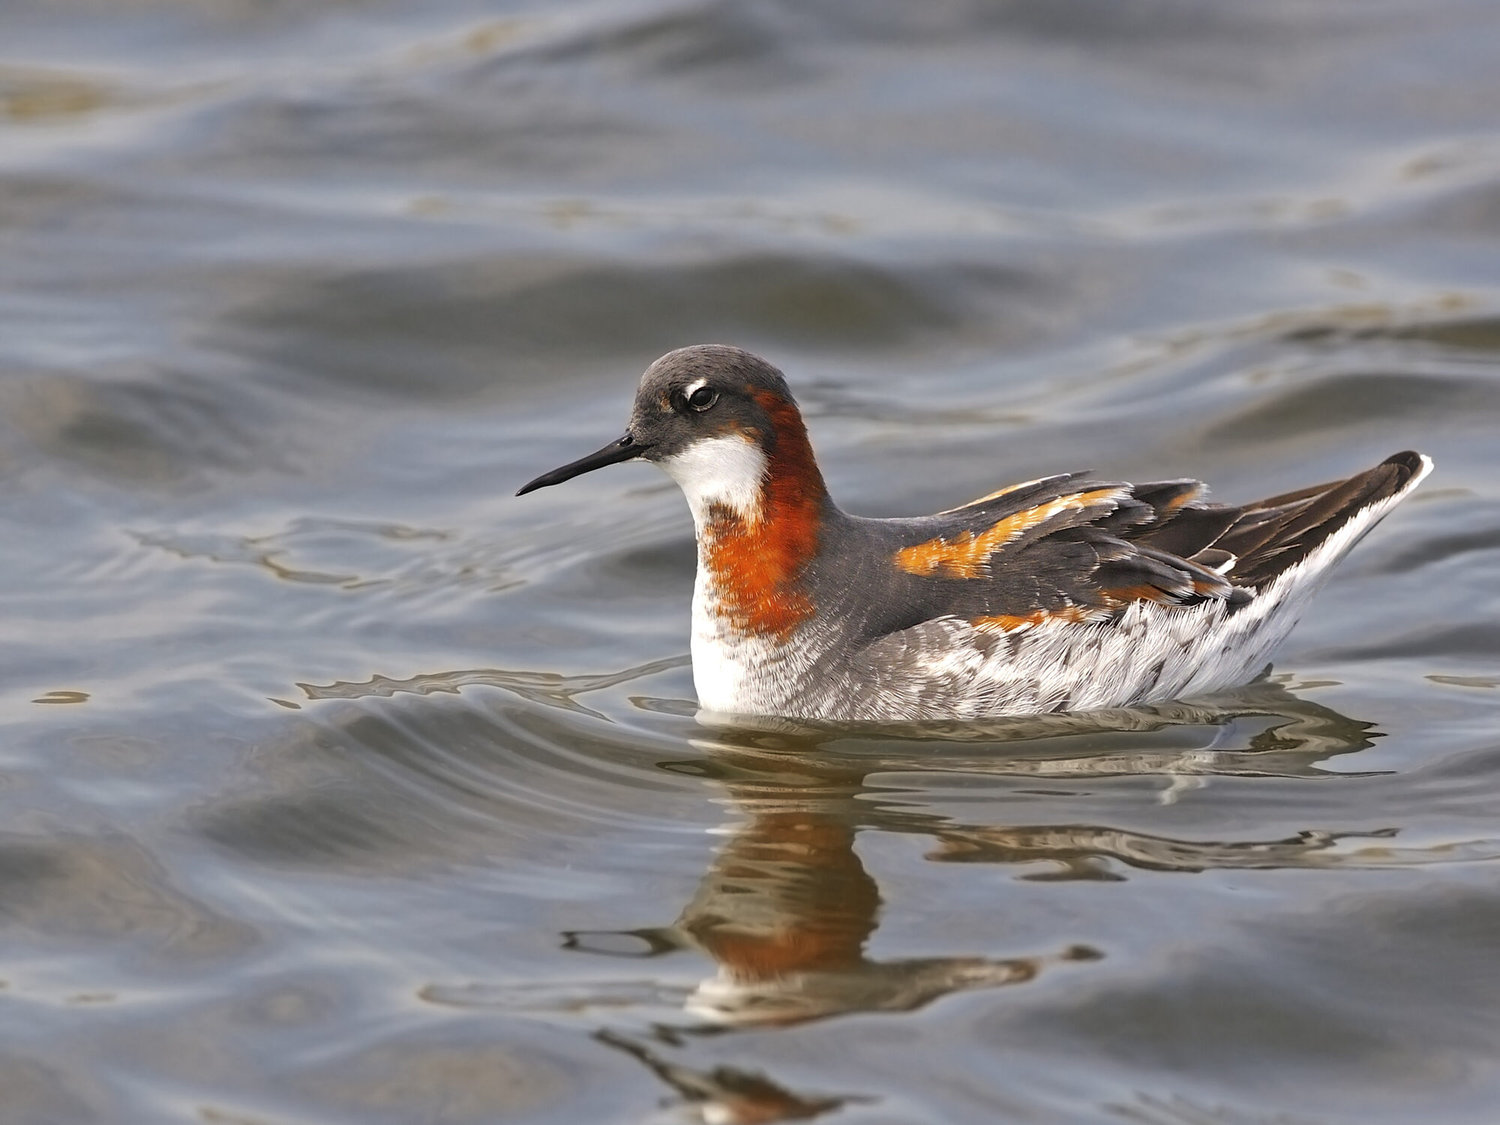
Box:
xmin=878 ymin=453 xmax=1426 ymax=636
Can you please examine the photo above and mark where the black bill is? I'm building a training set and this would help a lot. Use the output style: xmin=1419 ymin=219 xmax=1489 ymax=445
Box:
xmin=515 ymin=434 xmax=648 ymax=496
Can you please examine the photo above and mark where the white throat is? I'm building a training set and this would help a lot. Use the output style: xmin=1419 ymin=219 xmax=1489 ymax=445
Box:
xmin=659 ymin=435 xmax=767 ymax=533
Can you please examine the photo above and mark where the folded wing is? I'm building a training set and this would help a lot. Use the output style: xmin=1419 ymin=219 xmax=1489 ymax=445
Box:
xmin=876 ymin=451 xmax=1429 ymax=635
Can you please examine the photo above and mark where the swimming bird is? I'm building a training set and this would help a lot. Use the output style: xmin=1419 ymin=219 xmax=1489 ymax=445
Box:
xmin=517 ymin=345 xmax=1431 ymax=722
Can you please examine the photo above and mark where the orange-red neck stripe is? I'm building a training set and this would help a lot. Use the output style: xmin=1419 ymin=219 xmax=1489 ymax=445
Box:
xmin=701 ymin=391 xmax=827 ymax=639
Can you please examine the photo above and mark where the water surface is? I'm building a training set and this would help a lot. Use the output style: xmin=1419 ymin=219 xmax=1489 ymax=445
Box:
xmin=2 ymin=1 xmax=1499 ymax=1122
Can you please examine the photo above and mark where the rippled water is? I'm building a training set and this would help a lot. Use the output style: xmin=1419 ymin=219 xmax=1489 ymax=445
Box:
xmin=3 ymin=2 xmax=1499 ymax=1122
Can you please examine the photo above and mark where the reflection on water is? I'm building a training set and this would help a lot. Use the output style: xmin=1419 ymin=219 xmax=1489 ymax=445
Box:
xmin=300 ymin=654 xmax=691 ymax=713
xmin=691 ymin=678 xmax=1384 ymax=778
xmin=382 ymin=682 xmax=1473 ymax=1121
xmin=21 ymin=646 xmax=1500 ymax=1125
xmin=594 ymin=1028 xmax=864 ymax=1124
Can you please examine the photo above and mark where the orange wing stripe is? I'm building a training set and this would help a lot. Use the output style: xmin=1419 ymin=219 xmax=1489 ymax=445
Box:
xmin=970 ymin=581 xmax=1208 ymax=635
xmin=895 ymin=488 xmax=1122 ymax=579
xmin=971 ymin=606 xmax=1095 ymax=632
xmin=1163 ymin=484 xmax=1203 ymax=513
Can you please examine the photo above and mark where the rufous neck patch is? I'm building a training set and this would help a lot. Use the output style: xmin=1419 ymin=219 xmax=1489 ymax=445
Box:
xmin=700 ymin=390 xmax=827 ymax=639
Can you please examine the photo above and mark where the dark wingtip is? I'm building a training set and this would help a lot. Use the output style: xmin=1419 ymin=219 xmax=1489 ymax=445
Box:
xmin=1220 ymin=450 xmax=1433 ymax=589
xmin=1372 ymin=451 xmax=1434 ymax=498
xmin=1381 ymin=450 xmax=1432 ymax=481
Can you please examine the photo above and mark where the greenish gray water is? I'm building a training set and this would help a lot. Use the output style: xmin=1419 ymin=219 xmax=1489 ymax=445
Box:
xmin=2 ymin=2 xmax=1499 ymax=1122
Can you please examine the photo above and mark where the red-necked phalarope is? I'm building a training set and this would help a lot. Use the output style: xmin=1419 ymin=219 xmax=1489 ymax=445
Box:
xmin=518 ymin=345 xmax=1432 ymax=722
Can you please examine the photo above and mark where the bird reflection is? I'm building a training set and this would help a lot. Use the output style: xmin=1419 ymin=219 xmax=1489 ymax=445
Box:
xmin=570 ymin=680 xmax=1385 ymax=1121
xmin=568 ymin=760 xmax=1095 ymax=1028
xmin=593 ymin=1028 xmax=864 ymax=1123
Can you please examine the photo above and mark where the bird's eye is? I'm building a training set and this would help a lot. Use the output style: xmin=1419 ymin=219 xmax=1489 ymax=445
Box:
xmin=687 ymin=386 xmax=718 ymax=412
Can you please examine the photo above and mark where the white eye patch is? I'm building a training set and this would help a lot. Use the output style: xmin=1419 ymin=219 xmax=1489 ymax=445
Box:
xmin=662 ymin=378 xmax=710 ymax=412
